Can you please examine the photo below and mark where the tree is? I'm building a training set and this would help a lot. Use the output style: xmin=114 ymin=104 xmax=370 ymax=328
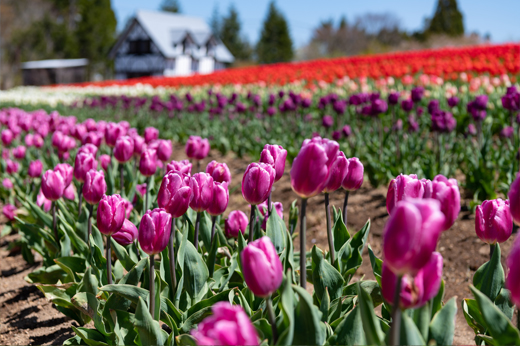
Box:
xmin=160 ymin=0 xmax=181 ymax=13
xmin=256 ymin=1 xmax=293 ymax=64
xmin=209 ymin=4 xmax=221 ymax=38
xmin=220 ymin=4 xmax=251 ymax=61
xmin=426 ymin=0 xmax=464 ymax=37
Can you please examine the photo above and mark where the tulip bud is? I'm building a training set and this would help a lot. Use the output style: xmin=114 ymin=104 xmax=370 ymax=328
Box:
xmin=144 ymin=127 xmax=159 ymax=143
xmin=208 ymin=182 xmax=229 ymax=216
xmin=112 ymin=219 xmax=139 ymax=246
xmin=100 ymin=154 xmax=111 ymax=171
xmin=428 ymin=175 xmax=460 ymax=231
xmin=54 ymin=163 xmax=73 ymax=187
xmin=2 ymin=178 xmax=13 ymax=190
xmin=33 ymin=134 xmax=44 ymax=148
xmin=28 ymin=160 xmax=43 ymax=178
xmin=3 ymin=204 xmax=16 ymax=221
xmin=383 ymin=198 xmax=445 ymax=276
xmin=114 ymin=136 xmax=134 ymax=163
xmin=157 ymin=139 xmax=172 ymax=162
xmin=63 ymin=184 xmax=75 ymax=200
xmin=83 ymin=170 xmax=107 ymax=204
xmin=133 ymin=135 xmax=146 ymax=156
xmin=225 ymin=210 xmax=249 ymax=238
xmin=382 ymin=252 xmax=443 ymax=309
xmin=191 ymin=302 xmax=259 ymax=346
xmin=6 ymin=159 xmax=19 ymax=175
xmin=508 ymin=173 xmax=520 ymax=225
xmin=186 ymin=136 xmax=210 ymax=160
xmin=12 ymin=146 xmax=26 ymax=160
xmin=37 ymin=189 xmax=52 ymax=212
xmin=206 ymin=160 xmax=231 ymax=183
xmin=386 ymin=174 xmax=425 ymax=214
xmin=241 ymin=236 xmax=283 ymax=297
xmin=290 ymin=137 xmax=339 ymax=198
xmin=475 ymin=199 xmax=513 ymax=244
xmin=506 ymin=236 xmax=520 ymax=307
xmin=167 ymin=159 xmax=192 ymax=175
xmin=242 ymin=162 xmax=275 ymax=205
xmin=97 ymin=194 xmax=126 ymax=235
xmin=323 ymin=152 xmax=348 ymax=193
xmin=259 ymin=144 xmax=287 ymax=182
xmin=77 ymin=143 xmax=98 ymax=157
xmin=138 ymin=208 xmax=171 ymax=255
xmin=105 ymin=122 xmax=125 ymax=147
xmin=342 ymin=157 xmax=364 ymax=191
xmin=1 ymin=129 xmax=13 ymax=146
xmin=74 ymin=153 xmax=98 ymax=183
xmin=258 ymin=200 xmax=283 ymax=230
xmin=41 ymin=169 xmax=65 ymax=201
xmin=189 ymin=173 xmax=214 ymax=212
xmin=157 ymin=171 xmax=192 ymax=217
xmin=139 ymin=149 xmax=157 ymax=177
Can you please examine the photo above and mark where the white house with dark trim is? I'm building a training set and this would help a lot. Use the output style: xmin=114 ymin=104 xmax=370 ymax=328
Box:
xmin=109 ymin=10 xmax=234 ymax=79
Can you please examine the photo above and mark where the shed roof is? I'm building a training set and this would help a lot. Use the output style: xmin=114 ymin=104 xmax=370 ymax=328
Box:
xmin=21 ymin=59 xmax=88 ymax=69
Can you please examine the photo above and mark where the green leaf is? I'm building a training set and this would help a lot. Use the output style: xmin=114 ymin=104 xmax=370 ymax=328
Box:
xmin=253 ymin=318 xmax=272 ymax=341
xmin=176 ymin=334 xmax=198 ymax=346
xmin=429 ymin=297 xmax=457 ymax=346
xmin=120 ymin=258 xmax=148 ymax=285
xmin=207 ymin=229 xmax=220 ymax=278
xmin=22 ymin=199 xmax=53 ymax=229
xmin=400 ymin=312 xmax=426 ymax=346
xmin=470 ymin=285 xmax=520 ymax=345
xmin=473 ymin=243 xmax=504 ymax=302
xmin=292 ymin=285 xmax=326 ymax=346
xmin=311 ymin=246 xmax=344 ymax=304
xmin=198 ymin=212 xmax=212 ymax=252
xmin=54 ymin=257 xmax=86 ymax=283
xmin=430 ymin=279 xmax=445 ymax=319
xmin=462 ymin=299 xmax=486 ymax=335
xmin=27 ymin=264 xmax=67 ymax=284
xmin=71 ymin=326 xmax=109 ymax=346
xmin=343 ymin=220 xmax=370 ymax=282
xmin=411 ymin=304 xmax=430 ymax=341
xmin=183 ymin=240 xmax=209 ymax=300
xmin=276 ymin=276 xmax=294 ymax=346
xmin=134 ymin=297 xmax=166 ymax=346
xmin=266 ymin=207 xmax=286 ymax=254
xmin=368 ymin=245 xmax=382 ymax=286
xmin=111 ymin=236 xmax=136 ymax=272
xmin=237 ymin=230 xmax=247 ymax=273
xmin=327 ymin=305 xmax=366 ymax=345
xmin=332 ymin=213 xmax=350 ymax=253
xmin=494 ymin=288 xmax=515 ymax=321
xmin=319 ymin=288 xmax=330 ymax=322
xmin=289 ymin=199 xmax=299 ymax=235
xmin=358 ymin=282 xmax=384 ymax=346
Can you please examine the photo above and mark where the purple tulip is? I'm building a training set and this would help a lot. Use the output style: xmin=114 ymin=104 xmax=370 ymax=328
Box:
xmin=500 ymin=126 xmax=514 ymax=139
xmin=1 ymin=129 xmax=14 ymax=146
xmin=225 ymin=210 xmax=249 ymax=238
xmin=12 ymin=146 xmax=26 ymax=160
xmin=6 ymin=159 xmax=19 ymax=175
xmin=33 ymin=134 xmax=44 ymax=148
xmin=382 ymin=252 xmax=443 ymax=309
xmin=431 ymin=111 xmax=457 ymax=133
xmin=411 ymin=87 xmax=424 ymax=103
xmin=138 ymin=208 xmax=172 ymax=255
xmin=114 ymin=136 xmax=134 ymax=163
xmin=41 ymin=170 xmax=65 ymax=201
xmin=383 ymin=198 xmax=445 ymax=276
xmin=191 ymin=302 xmax=259 ymax=346
xmin=206 ymin=160 xmax=232 ymax=184
xmin=63 ymin=184 xmax=75 ymax=200
xmin=388 ymin=92 xmax=400 ymax=105
xmin=2 ymin=178 xmax=13 ymax=190
xmin=54 ymin=163 xmax=73 ymax=187
xmin=401 ymin=99 xmax=413 ymax=112
xmin=290 ymin=137 xmax=339 ymax=198
xmin=157 ymin=171 xmax=193 ymax=217
xmin=37 ymin=189 xmax=52 ymax=212
xmin=144 ymin=127 xmax=159 ymax=144
xmin=322 ymin=115 xmax=334 ymax=128
xmin=83 ymin=170 xmax=107 ymax=204
xmin=332 ymin=131 xmax=341 ymax=141
xmin=506 ymin=236 xmax=520 ymax=307
xmin=258 ymin=200 xmax=283 ymax=230
xmin=342 ymin=125 xmax=352 ymax=137
xmin=133 ymin=135 xmax=146 ymax=156
xmin=3 ymin=204 xmax=16 ymax=220
xmin=342 ymin=157 xmax=364 ymax=191
xmin=77 ymin=143 xmax=98 ymax=157
xmin=508 ymin=174 xmax=520 ymax=225
xmin=242 ymin=162 xmax=275 ymax=205
xmin=28 ymin=160 xmax=43 ymax=178
xmin=185 ymin=136 xmax=210 ymax=160
xmin=323 ymin=152 xmax=348 ymax=193
xmin=467 ymin=123 xmax=477 ymax=136
xmin=475 ymin=199 xmax=513 ymax=244
xmin=447 ymin=96 xmax=459 ymax=108
xmin=112 ymin=219 xmax=139 ymax=246
xmin=166 ymin=160 xmax=192 ymax=175
xmin=259 ymin=144 xmax=287 ymax=182
xmin=139 ymin=149 xmax=158 ymax=177
xmin=426 ymin=175 xmax=460 ymax=231
xmin=97 ymin=194 xmax=126 ymax=236
xmin=427 ymin=99 xmax=440 ymax=115
xmin=74 ymin=153 xmax=98 ymax=183
xmin=208 ymin=182 xmax=229 ymax=216
xmin=189 ymin=173 xmax=214 ymax=212
xmin=157 ymin=139 xmax=172 ymax=162
xmin=105 ymin=122 xmax=125 ymax=147
xmin=386 ymin=174 xmax=425 ymax=214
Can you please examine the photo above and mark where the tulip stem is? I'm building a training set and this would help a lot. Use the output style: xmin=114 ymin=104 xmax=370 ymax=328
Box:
xmin=149 ymin=255 xmax=155 ymax=319
xmin=267 ymin=192 xmax=272 ymax=218
xmin=299 ymin=198 xmax=307 ymax=289
xmin=389 ymin=275 xmax=403 ymax=346
xmin=342 ymin=190 xmax=349 ymax=226
xmin=106 ymin=235 xmax=113 ymax=285
xmin=145 ymin=177 xmax=150 ymax=211
xmin=134 ymin=240 xmax=141 ymax=262
xmin=52 ymin=202 xmax=59 ymax=249
xmin=120 ymin=163 xmax=125 ymax=197
xmin=78 ymin=183 xmax=83 ymax=217
xmin=168 ymin=217 xmax=177 ymax=294
xmin=266 ymin=295 xmax=278 ymax=344
xmin=248 ymin=205 xmax=257 ymax=243
xmin=325 ymin=193 xmax=335 ymax=266
xmin=210 ymin=216 xmax=217 ymax=244
xmin=196 ymin=160 xmax=200 ymax=173
xmin=194 ymin=212 xmax=201 ymax=250
xmin=489 ymin=243 xmax=496 ymax=260
xmin=87 ymin=204 xmax=93 ymax=250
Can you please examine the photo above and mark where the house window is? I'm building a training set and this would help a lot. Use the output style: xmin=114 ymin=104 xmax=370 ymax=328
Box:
xmin=129 ymin=39 xmax=151 ymax=55
xmin=191 ymin=59 xmax=199 ymax=73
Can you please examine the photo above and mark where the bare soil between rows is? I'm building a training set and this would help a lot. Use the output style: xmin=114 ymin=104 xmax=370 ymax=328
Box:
xmin=1 ymin=143 xmax=515 ymax=345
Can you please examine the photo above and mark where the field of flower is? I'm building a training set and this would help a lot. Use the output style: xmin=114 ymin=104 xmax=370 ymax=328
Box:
xmin=1 ymin=43 xmax=520 ymax=345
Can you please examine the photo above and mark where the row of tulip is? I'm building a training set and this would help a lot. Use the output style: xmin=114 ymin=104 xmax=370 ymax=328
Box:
xmin=2 ymin=104 xmax=520 ymax=345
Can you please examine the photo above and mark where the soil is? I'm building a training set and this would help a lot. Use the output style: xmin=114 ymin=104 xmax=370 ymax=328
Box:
xmin=1 ymin=143 xmax=516 ymax=345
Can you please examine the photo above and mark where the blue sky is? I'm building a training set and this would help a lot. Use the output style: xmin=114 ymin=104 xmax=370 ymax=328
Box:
xmin=112 ymin=0 xmax=520 ymax=47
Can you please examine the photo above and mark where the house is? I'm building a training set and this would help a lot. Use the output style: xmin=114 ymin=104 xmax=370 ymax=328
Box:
xmin=21 ymin=59 xmax=88 ymax=86
xmin=109 ymin=10 xmax=234 ymax=79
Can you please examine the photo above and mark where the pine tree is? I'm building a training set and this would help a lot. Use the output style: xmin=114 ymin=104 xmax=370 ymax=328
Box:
xmin=256 ymin=1 xmax=293 ymax=64
xmin=209 ymin=4 xmax=221 ymax=38
xmin=160 ymin=0 xmax=181 ymax=13
xmin=220 ymin=4 xmax=251 ymax=61
xmin=426 ymin=0 xmax=464 ymax=37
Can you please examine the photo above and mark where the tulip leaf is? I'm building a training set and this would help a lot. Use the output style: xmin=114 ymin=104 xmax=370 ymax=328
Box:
xmin=184 ymin=288 xmax=234 ymax=321
xmin=284 ymin=229 xmax=297 ymax=284
xmin=367 ymin=244 xmax=382 ymax=286
xmin=134 ymin=297 xmax=167 ymax=346
xmin=400 ymin=311 xmax=426 ymax=346
xmin=71 ymin=326 xmax=109 ymax=346
xmin=253 ymin=318 xmax=272 ymax=342
xmin=430 ymin=279 xmax=445 ymax=319
xmin=494 ymin=288 xmax=515 ymax=321
xmin=462 ymin=299 xmax=487 ymax=335
xmin=56 ymin=199 xmax=75 ymax=227
xmin=27 ymin=264 xmax=68 ymax=284
xmin=470 ymin=285 xmax=520 ymax=345
xmin=175 ymin=334 xmax=197 ymax=346
xmin=311 ymin=246 xmax=344 ymax=305
xmin=357 ymin=282 xmax=385 ymax=346
xmin=120 ymin=258 xmax=148 ymax=285
xmin=473 ymin=243 xmax=504 ymax=302
xmin=411 ymin=304 xmax=430 ymax=341
xmin=22 ymin=199 xmax=53 ymax=229
xmin=292 ymin=285 xmax=326 ymax=346
xmin=343 ymin=219 xmax=370 ymax=283
xmin=58 ymin=217 xmax=89 ymax=256
xmin=266 ymin=207 xmax=286 ymax=254
xmin=198 ymin=212 xmax=212 ymax=252
xmin=111 ymin=236 xmax=136 ymax=272
xmin=429 ymin=297 xmax=457 ymax=346
xmin=237 ymin=230 xmax=247 ymax=272
xmin=276 ymin=275 xmax=294 ymax=346
xmin=289 ymin=199 xmax=298 ymax=235
xmin=54 ymin=256 xmax=86 ymax=283
xmin=207 ymin=230 xmax=219 ymax=277
xmin=319 ymin=287 xmax=330 ymax=322
xmin=327 ymin=305 xmax=366 ymax=345
xmin=332 ymin=213 xmax=350 ymax=253
xmin=183 ymin=240 xmax=209 ymax=300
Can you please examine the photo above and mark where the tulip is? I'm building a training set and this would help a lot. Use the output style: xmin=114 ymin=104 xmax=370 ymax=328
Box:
xmin=206 ymin=160 xmax=231 ymax=183
xmin=144 ymin=127 xmax=159 ymax=143
xmin=427 ymin=175 xmax=460 ymax=231
xmin=158 ymin=171 xmax=192 ymax=218
xmin=190 ymin=302 xmax=259 ymax=346
xmin=506 ymin=236 xmax=520 ymax=307
xmin=105 ymin=122 xmax=125 ymax=147
xmin=166 ymin=159 xmax=192 ymax=175
xmin=257 ymin=200 xmax=283 ymax=230
xmin=139 ymin=149 xmax=157 ymax=177
xmin=54 ymin=163 xmax=73 ymax=187
xmin=12 ymin=146 xmax=26 ymax=160
xmin=1 ymin=129 xmax=13 ymax=146
xmin=97 ymin=194 xmax=125 ymax=236
xmin=6 ymin=159 xmax=19 ymax=175
xmin=41 ymin=170 xmax=65 ymax=202
xmin=132 ymin=135 xmax=146 ymax=156
xmin=386 ymin=174 xmax=425 ymax=215
xmin=322 ymin=115 xmax=334 ymax=128
xmin=114 ymin=136 xmax=134 ymax=163
xmin=225 ymin=210 xmax=249 ymax=238
xmin=33 ymin=134 xmax=44 ymax=148
xmin=28 ymin=160 xmax=43 ymax=178
xmin=382 ymin=252 xmax=443 ymax=309
xmin=157 ymin=139 xmax=172 ymax=162
xmin=208 ymin=182 xmax=229 ymax=217
xmin=508 ymin=174 xmax=520 ymax=226
xmin=242 ymin=162 xmax=275 ymax=206
xmin=388 ymin=92 xmax=400 ymax=105
xmin=341 ymin=157 xmax=364 ymax=224
xmin=74 ymin=153 xmax=98 ymax=182
xmin=83 ymin=170 xmax=106 ymax=205
xmin=138 ymin=208 xmax=172 ymax=317
xmin=185 ymin=136 xmax=210 ymax=170
xmin=112 ymin=219 xmax=138 ymax=246
xmin=476 ymin=199 xmax=513 ymax=253
xmin=77 ymin=143 xmax=98 ymax=157
xmin=2 ymin=178 xmax=13 ymax=190
xmin=37 ymin=190 xmax=52 ymax=212
xmin=63 ymin=184 xmax=75 ymax=200
xmin=3 ymin=204 xmax=16 ymax=221
xmin=99 ymin=154 xmax=111 ymax=171
xmin=190 ymin=173 xmax=214 ymax=249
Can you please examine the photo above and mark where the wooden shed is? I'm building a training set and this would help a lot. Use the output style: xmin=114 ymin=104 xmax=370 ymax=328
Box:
xmin=21 ymin=59 xmax=88 ymax=86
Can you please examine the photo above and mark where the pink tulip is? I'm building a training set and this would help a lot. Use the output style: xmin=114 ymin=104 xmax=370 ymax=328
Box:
xmin=225 ymin=210 xmax=249 ymax=238
xmin=208 ymin=182 xmax=229 ymax=216
xmin=97 ymin=194 xmax=126 ymax=236
xmin=3 ymin=204 xmax=16 ymax=220
xmin=206 ymin=160 xmax=231 ymax=183
xmin=132 ymin=135 xmax=146 ymax=156
xmin=54 ymin=163 xmax=73 ymax=187
xmin=63 ymin=184 xmax=75 ymax=200
xmin=242 ymin=162 xmax=275 ymax=205
xmin=166 ymin=159 xmax=192 ymax=175
xmin=12 ymin=146 xmax=26 ymax=160
xmin=100 ymin=154 xmax=111 ymax=171
xmin=476 ymin=199 xmax=513 ymax=244
xmin=241 ymin=236 xmax=283 ymax=297
xmin=83 ymin=131 xmax=103 ymax=147
xmin=386 ymin=174 xmax=425 ymax=214
xmin=24 ymin=134 xmax=34 ymax=147
xmin=37 ymin=190 xmax=52 ymax=212
xmin=2 ymin=178 xmax=13 ymax=190
xmin=74 ymin=153 xmax=98 ymax=183
xmin=157 ymin=171 xmax=193 ymax=217
xmin=185 ymin=136 xmax=210 ymax=160
xmin=258 ymin=200 xmax=283 ymax=230
xmin=144 ymin=127 xmax=159 ymax=144
xmin=112 ymin=219 xmax=139 ymax=246
xmin=105 ymin=122 xmax=125 ymax=147
xmin=1 ymin=129 xmax=13 ymax=146
xmin=189 ymin=173 xmax=214 ymax=212
xmin=506 ymin=236 xmax=520 ymax=307
xmin=191 ymin=302 xmax=259 ymax=346
xmin=6 ymin=159 xmax=19 ymax=175
xmin=123 ymin=198 xmax=133 ymax=218
xmin=508 ymin=173 xmax=520 ymax=225
xmin=323 ymin=151 xmax=348 ymax=193
xmin=83 ymin=170 xmax=107 ymax=204
xmin=138 ymin=208 xmax=171 ymax=255
xmin=139 ymin=149 xmax=157 ymax=177
xmin=28 ymin=160 xmax=43 ymax=178
xmin=428 ymin=175 xmax=460 ymax=231
xmin=77 ymin=143 xmax=98 ymax=157
xmin=259 ymin=144 xmax=287 ymax=182
xmin=157 ymin=139 xmax=172 ymax=162
xmin=114 ymin=136 xmax=134 ymax=163
xmin=32 ymin=134 xmax=44 ymax=148
xmin=136 ymin=183 xmax=147 ymax=197
xmin=41 ymin=170 xmax=65 ymax=201
xmin=342 ymin=157 xmax=364 ymax=191
xmin=383 ymin=198 xmax=445 ymax=276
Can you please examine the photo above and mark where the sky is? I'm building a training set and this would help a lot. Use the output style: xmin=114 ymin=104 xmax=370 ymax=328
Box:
xmin=112 ymin=0 xmax=520 ymax=47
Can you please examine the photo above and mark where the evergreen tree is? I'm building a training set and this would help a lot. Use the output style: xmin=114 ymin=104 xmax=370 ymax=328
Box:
xmin=256 ymin=1 xmax=293 ymax=64
xmin=220 ymin=4 xmax=251 ymax=61
xmin=160 ymin=0 xmax=181 ymax=13
xmin=209 ymin=4 xmax=221 ymax=38
xmin=426 ymin=0 xmax=464 ymax=36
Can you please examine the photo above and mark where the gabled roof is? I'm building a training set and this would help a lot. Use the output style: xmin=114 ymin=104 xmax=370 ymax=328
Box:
xmin=111 ymin=10 xmax=234 ymax=63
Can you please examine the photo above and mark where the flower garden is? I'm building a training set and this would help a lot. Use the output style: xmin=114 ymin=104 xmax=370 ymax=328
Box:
xmin=1 ymin=43 xmax=520 ymax=345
